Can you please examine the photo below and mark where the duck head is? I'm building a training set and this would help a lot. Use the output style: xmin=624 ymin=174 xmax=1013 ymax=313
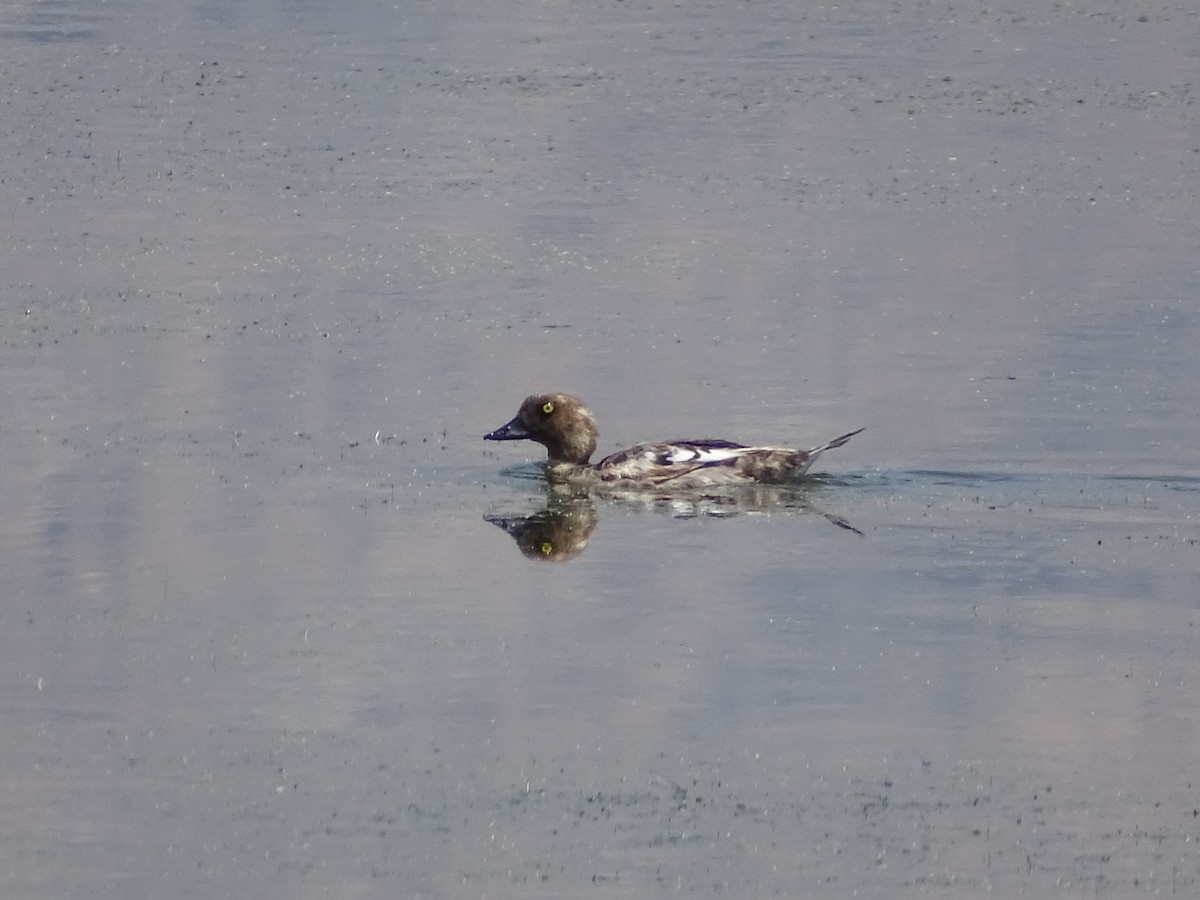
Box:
xmin=484 ymin=393 xmax=598 ymax=465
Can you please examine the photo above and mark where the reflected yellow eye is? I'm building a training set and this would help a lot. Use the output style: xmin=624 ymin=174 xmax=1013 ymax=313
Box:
xmin=542 ymin=401 xmax=555 ymax=414
xmin=541 ymin=542 xmax=553 ymax=555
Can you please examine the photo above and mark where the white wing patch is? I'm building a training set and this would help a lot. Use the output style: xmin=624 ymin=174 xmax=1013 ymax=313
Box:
xmin=661 ymin=444 xmax=749 ymax=466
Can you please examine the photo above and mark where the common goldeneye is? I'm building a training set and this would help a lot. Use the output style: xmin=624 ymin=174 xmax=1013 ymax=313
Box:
xmin=484 ymin=393 xmax=863 ymax=490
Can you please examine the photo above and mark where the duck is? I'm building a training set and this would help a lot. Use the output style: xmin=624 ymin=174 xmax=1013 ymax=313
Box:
xmin=484 ymin=392 xmax=863 ymax=490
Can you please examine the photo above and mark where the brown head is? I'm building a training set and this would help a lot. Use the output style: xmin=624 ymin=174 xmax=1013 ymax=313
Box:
xmin=483 ymin=393 xmax=598 ymax=464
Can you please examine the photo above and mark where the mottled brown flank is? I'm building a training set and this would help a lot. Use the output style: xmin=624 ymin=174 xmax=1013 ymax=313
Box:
xmin=716 ymin=448 xmax=813 ymax=483
xmin=588 ymin=446 xmax=806 ymax=487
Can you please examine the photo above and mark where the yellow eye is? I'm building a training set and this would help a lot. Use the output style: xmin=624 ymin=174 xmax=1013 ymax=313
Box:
xmin=542 ymin=401 xmax=555 ymax=414
xmin=541 ymin=542 xmax=554 ymax=555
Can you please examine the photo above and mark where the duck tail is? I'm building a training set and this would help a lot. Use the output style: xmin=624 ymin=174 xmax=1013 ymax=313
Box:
xmin=807 ymin=427 xmax=865 ymax=455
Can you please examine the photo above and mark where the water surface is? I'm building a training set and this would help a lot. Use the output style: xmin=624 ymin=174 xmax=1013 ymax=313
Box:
xmin=2 ymin=0 xmax=1197 ymax=896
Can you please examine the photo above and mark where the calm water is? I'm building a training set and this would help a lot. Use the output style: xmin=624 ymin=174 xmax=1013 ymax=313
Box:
xmin=2 ymin=0 xmax=1198 ymax=897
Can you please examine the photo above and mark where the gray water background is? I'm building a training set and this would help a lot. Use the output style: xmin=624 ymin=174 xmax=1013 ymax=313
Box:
xmin=2 ymin=0 xmax=1198 ymax=896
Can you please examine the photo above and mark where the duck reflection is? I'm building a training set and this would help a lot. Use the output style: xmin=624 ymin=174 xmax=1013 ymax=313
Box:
xmin=485 ymin=482 xmax=860 ymax=562
xmin=485 ymin=491 xmax=599 ymax=561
